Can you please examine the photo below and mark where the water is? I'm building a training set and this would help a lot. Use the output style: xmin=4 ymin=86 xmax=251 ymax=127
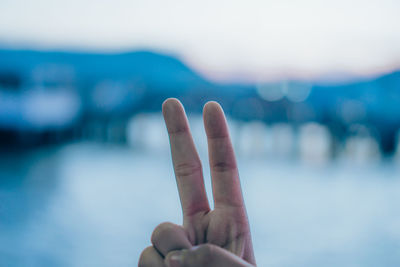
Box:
xmin=1 ymin=143 xmax=399 ymax=266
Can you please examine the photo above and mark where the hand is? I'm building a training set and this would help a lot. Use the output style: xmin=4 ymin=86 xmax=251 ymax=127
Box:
xmin=139 ymin=98 xmax=256 ymax=266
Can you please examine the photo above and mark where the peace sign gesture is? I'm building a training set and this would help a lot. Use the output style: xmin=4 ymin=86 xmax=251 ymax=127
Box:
xmin=139 ymin=98 xmax=256 ymax=267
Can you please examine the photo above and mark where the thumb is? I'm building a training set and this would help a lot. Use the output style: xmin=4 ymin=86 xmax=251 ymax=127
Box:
xmin=165 ymin=244 xmax=254 ymax=267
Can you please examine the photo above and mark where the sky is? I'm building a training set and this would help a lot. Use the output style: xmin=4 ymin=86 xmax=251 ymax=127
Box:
xmin=0 ymin=0 xmax=400 ymax=83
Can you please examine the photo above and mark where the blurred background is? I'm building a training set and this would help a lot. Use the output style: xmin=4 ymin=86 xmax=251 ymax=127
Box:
xmin=1 ymin=0 xmax=400 ymax=266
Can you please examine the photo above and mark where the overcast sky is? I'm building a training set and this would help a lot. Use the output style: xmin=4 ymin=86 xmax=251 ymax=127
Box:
xmin=0 ymin=0 xmax=399 ymax=83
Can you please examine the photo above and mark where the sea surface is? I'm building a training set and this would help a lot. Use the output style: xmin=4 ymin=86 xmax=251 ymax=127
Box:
xmin=1 ymin=143 xmax=399 ymax=266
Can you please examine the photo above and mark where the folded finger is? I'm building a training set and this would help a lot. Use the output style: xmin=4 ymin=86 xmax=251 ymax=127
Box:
xmin=139 ymin=246 xmax=165 ymax=267
xmin=165 ymin=244 xmax=254 ymax=267
xmin=151 ymin=222 xmax=192 ymax=257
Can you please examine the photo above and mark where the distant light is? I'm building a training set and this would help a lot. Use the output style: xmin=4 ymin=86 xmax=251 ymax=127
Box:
xmin=237 ymin=121 xmax=270 ymax=157
xmin=22 ymin=88 xmax=81 ymax=129
xmin=257 ymin=81 xmax=312 ymax=102
xmin=343 ymin=124 xmax=380 ymax=163
xmin=299 ymin=123 xmax=331 ymax=165
xmin=92 ymin=81 xmax=134 ymax=113
xmin=286 ymin=82 xmax=312 ymax=102
xmin=256 ymin=83 xmax=285 ymax=102
xmin=344 ymin=136 xmax=380 ymax=163
xmin=270 ymin=123 xmax=295 ymax=159
xmin=126 ymin=113 xmax=169 ymax=152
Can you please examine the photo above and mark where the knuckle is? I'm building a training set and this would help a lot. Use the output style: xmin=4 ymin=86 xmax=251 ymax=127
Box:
xmin=138 ymin=246 xmax=155 ymax=267
xmin=212 ymin=161 xmax=236 ymax=172
xmin=151 ymin=222 xmax=175 ymax=244
xmin=174 ymin=162 xmax=202 ymax=177
xmin=167 ymin=124 xmax=189 ymax=135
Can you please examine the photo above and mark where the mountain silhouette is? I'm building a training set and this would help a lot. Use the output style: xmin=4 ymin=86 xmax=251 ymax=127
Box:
xmin=0 ymin=49 xmax=211 ymax=91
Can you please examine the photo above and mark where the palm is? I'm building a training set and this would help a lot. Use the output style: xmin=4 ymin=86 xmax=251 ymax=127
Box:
xmin=186 ymin=207 xmax=248 ymax=247
xmin=162 ymin=99 xmax=255 ymax=265
xmin=208 ymin=207 xmax=251 ymax=252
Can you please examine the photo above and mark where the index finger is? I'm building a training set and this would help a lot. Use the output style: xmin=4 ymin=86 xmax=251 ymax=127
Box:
xmin=162 ymin=98 xmax=210 ymax=217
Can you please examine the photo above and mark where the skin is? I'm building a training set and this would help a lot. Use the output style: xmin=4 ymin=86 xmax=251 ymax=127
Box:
xmin=139 ymin=98 xmax=256 ymax=267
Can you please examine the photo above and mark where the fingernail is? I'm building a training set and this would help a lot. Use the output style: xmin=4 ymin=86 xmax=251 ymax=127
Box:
xmin=168 ymin=252 xmax=183 ymax=267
